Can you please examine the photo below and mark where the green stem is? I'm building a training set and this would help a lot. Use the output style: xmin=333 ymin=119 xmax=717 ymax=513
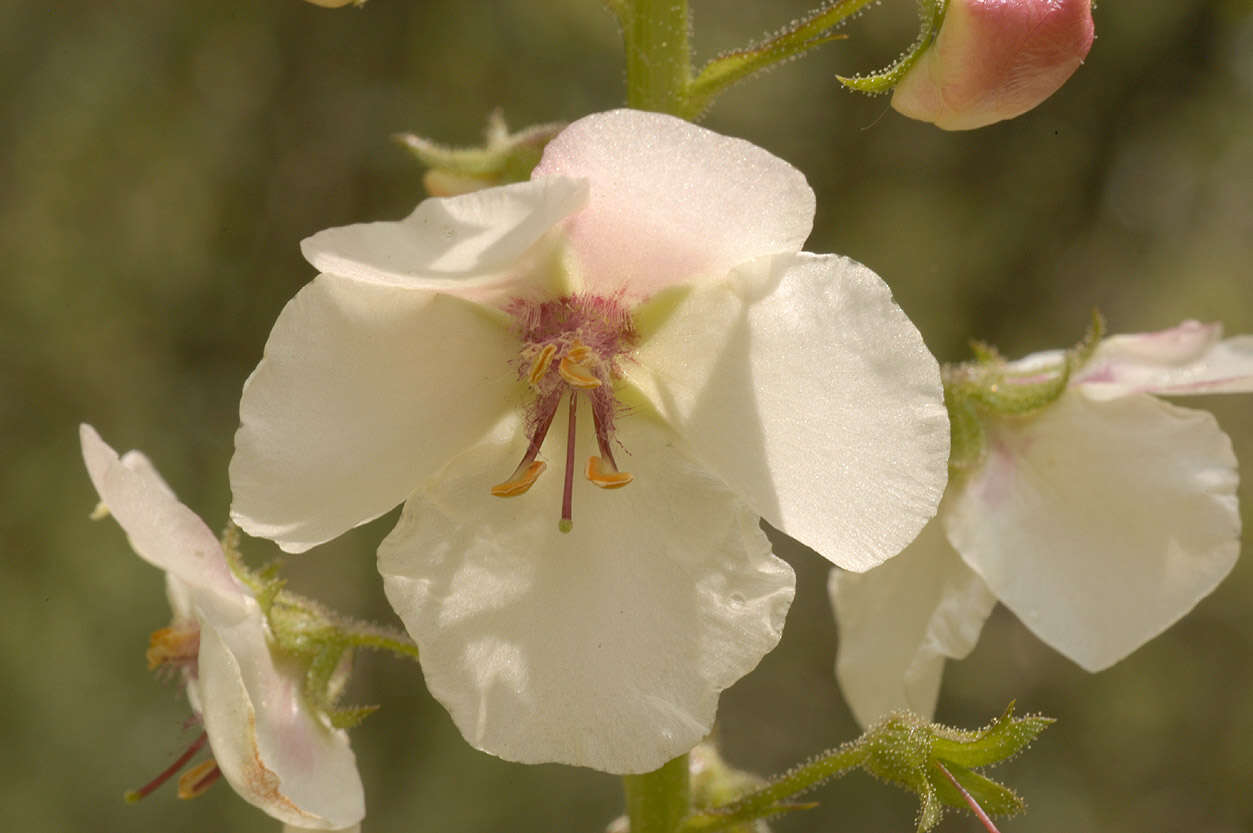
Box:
xmin=679 ymin=743 xmax=865 ymax=832
xmin=684 ymin=0 xmax=878 ymax=118
xmin=624 ymin=754 xmax=691 ymax=833
xmin=620 ymin=0 xmax=692 ymax=115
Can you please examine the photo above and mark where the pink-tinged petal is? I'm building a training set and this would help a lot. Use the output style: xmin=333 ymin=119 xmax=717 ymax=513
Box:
xmin=1073 ymin=320 xmax=1253 ymax=399
xmin=284 ymin=826 xmax=361 ymax=833
xmin=946 ymin=390 xmax=1240 ymax=671
xmin=892 ymin=0 xmax=1095 ymax=130
xmin=230 ymin=275 xmax=519 ymax=553
xmin=379 ymin=414 xmax=794 ymax=774
xmin=80 ymin=424 xmax=240 ymax=600
xmin=194 ymin=591 xmax=365 ymax=830
xmin=829 ymin=517 xmax=997 ymax=728
xmin=300 ymin=177 xmax=588 ymax=301
xmin=531 ymin=109 xmax=814 ymax=299
xmin=627 ymin=252 xmax=949 ymax=572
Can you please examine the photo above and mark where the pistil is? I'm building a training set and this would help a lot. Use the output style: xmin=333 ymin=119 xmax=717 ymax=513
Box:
xmin=559 ymin=392 xmax=578 ymax=533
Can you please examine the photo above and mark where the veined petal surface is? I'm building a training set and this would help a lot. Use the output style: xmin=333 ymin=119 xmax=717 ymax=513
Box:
xmin=300 ymin=177 xmax=588 ymax=298
xmin=627 ymin=252 xmax=949 ymax=571
xmin=195 ymin=591 xmax=365 ymax=829
xmin=946 ymin=391 xmax=1241 ymax=671
xmin=1074 ymin=320 xmax=1253 ymax=399
xmin=230 ymin=275 xmax=520 ymax=552
xmin=80 ymin=424 xmax=239 ymax=600
xmin=829 ymin=516 xmax=997 ymax=728
xmin=531 ymin=109 xmax=814 ymax=299
xmin=379 ymin=413 xmax=795 ymax=774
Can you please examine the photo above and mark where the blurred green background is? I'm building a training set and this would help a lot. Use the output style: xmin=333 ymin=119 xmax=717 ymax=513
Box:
xmin=3 ymin=0 xmax=1251 ymax=831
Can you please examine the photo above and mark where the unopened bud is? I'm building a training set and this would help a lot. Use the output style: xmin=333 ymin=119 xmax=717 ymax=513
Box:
xmin=892 ymin=0 xmax=1095 ymax=130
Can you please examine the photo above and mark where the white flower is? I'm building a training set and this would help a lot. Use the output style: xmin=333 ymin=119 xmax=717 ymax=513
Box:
xmin=80 ymin=424 xmax=365 ymax=830
xmin=229 ymin=109 xmax=951 ymax=773
xmin=830 ymin=321 xmax=1253 ymax=727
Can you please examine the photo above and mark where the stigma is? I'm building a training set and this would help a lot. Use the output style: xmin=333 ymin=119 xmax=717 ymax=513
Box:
xmin=491 ymin=295 xmax=637 ymax=531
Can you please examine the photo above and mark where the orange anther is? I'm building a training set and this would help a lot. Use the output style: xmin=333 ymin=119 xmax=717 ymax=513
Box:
xmin=145 ymin=624 xmax=200 ymax=671
xmin=558 ymin=357 xmax=601 ymax=389
xmin=527 ymin=344 xmax=558 ymax=387
xmin=566 ymin=342 xmax=592 ymax=363
xmin=491 ymin=460 xmax=547 ymax=497
xmin=176 ymin=760 xmax=220 ymax=800
xmin=586 ymin=456 xmax=633 ymax=489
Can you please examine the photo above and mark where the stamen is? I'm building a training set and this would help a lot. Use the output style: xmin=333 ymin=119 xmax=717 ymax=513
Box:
xmin=124 ymin=731 xmax=208 ymax=803
xmin=566 ymin=341 xmax=591 ymax=363
xmin=490 ymin=461 xmax=546 ymax=497
xmin=145 ymin=623 xmax=200 ymax=671
xmin=558 ymin=356 xmax=601 ymax=389
xmin=559 ymin=392 xmax=577 ymax=533
xmin=176 ymin=759 xmax=221 ymax=800
xmin=588 ymin=396 xmax=632 ymax=489
xmin=586 ymin=456 xmax=633 ymax=489
xmin=491 ymin=391 xmax=561 ymax=498
xmin=526 ymin=343 xmax=557 ymax=387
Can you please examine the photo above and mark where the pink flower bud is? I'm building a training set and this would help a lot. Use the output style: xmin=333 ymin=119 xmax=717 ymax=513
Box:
xmin=892 ymin=0 xmax=1095 ymax=130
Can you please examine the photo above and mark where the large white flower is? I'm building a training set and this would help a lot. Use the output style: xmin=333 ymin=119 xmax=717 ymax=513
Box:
xmin=80 ymin=424 xmax=365 ymax=831
xmin=230 ymin=109 xmax=951 ymax=773
xmin=830 ymin=321 xmax=1253 ymax=727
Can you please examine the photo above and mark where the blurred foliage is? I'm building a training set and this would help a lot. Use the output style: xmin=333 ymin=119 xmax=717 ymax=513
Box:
xmin=1 ymin=1 xmax=1250 ymax=831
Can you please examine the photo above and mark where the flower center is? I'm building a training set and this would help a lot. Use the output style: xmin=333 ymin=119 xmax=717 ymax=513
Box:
xmin=491 ymin=294 xmax=637 ymax=532
xmin=128 ymin=623 xmax=223 ymax=803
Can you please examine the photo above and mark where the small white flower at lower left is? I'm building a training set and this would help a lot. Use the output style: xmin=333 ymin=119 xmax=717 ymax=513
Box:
xmin=80 ymin=424 xmax=364 ymax=831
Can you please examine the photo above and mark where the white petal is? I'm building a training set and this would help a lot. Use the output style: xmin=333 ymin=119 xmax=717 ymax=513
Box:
xmin=626 ymin=252 xmax=950 ymax=571
xmin=300 ymin=177 xmax=588 ymax=299
xmin=531 ymin=109 xmax=814 ymax=299
xmin=1073 ymin=320 xmax=1253 ymax=399
xmin=194 ymin=591 xmax=365 ymax=830
xmin=284 ymin=826 xmax=360 ymax=833
xmin=379 ymin=413 xmax=795 ymax=774
xmin=946 ymin=390 xmax=1241 ymax=671
xmin=230 ymin=275 xmax=520 ymax=552
xmin=80 ymin=424 xmax=240 ymax=599
xmin=829 ymin=516 xmax=997 ymax=728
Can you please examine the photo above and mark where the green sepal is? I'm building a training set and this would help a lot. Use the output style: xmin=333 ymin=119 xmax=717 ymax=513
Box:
xmin=396 ymin=110 xmax=565 ymax=195
xmin=932 ymin=760 xmax=1025 ymax=816
xmin=945 ymin=384 xmax=986 ymax=473
xmin=837 ymin=0 xmax=946 ymax=94
xmin=327 ymin=703 xmax=380 ymax=730
xmin=968 ymin=340 xmax=1002 ymax=364
xmin=915 ymin=782 xmax=944 ymax=833
xmin=930 ymin=702 xmax=1054 ymax=768
xmin=942 ymin=309 xmax=1109 ymax=476
xmin=680 ymin=704 xmax=1052 ymax=833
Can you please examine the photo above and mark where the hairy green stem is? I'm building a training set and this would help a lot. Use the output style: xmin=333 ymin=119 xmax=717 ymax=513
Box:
xmin=679 ymin=744 xmax=863 ymax=832
xmin=624 ymin=754 xmax=691 ymax=833
xmin=620 ymin=0 xmax=692 ymax=115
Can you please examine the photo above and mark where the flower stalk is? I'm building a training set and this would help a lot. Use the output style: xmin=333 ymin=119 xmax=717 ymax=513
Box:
xmin=610 ymin=0 xmax=887 ymax=119
xmin=617 ymin=0 xmax=692 ymax=115
xmin=624 ymin=753 xmax=692 ymax=833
